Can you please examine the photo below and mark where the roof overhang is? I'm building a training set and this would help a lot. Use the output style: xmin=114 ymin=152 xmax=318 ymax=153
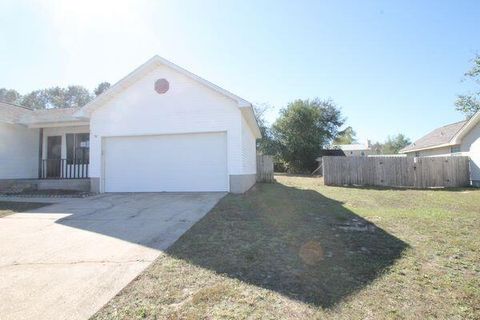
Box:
xmin=26 ymin=121 xmax=90 ymax=129
xmin=399 ymin=142 xmax=457 ymax=154
xmin=451 ymin=111 xmax=480 ymax=144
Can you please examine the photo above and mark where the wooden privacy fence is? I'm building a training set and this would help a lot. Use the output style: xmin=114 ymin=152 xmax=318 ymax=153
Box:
xmin=257 ymin=155 xmax=274 ymax=183
xmin=323 ymin=156 xmax=470 ymax=188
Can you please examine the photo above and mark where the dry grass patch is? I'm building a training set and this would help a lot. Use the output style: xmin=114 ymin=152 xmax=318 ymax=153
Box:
xmin=94 ymin=175 xmax=480 ymax=320
xmin=0 ymin=201 xmax=49 ymax=218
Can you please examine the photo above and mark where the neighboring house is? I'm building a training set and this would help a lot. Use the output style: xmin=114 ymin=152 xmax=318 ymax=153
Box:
xmin=314 ymin=149 xmax=346 ymax=175
xmin=0 ymin=55 xmax=261 ymax=193
xmin=333 ymin=142 xmax=372 ymax=157
xmin=400 ymin=111 xmax=480 ymax=187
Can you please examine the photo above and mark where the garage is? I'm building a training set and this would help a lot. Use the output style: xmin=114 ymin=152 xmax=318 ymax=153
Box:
xmin=103 ymin=132 xmax=228 ymax=192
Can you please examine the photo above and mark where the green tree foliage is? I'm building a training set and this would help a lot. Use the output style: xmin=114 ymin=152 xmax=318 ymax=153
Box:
xmin=0 ymin=83 xmax=109 ymax=109
xmin=254 ymin=103 xmax=278 ymax=156
xmin=94 ymin=82 xmax=111 ymax=96
xmin=0 ymin=88 xmax=22 ymax=104
xmin=376 ymin=134 xmax=411 ymax=154
xmin=333 ymin=126 xmax=357 ymax=145
xmin=272 ymin=98 xmax=343 ymax=173
xmin=455 ymin=54 xmax=480 ymax=118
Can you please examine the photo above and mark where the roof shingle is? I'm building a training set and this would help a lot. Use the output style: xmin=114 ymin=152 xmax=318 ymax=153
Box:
xmin=401 ymin=120 xmax=467 ymax=152
xmin=0 ymin=102 xmax=33 ymax=123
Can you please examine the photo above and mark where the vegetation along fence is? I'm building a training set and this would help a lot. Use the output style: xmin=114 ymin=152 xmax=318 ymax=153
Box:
xmin=257 ymin=155 xmax=274 ymax=183
xmin=323 ymin=156 xmax=470 ymax=188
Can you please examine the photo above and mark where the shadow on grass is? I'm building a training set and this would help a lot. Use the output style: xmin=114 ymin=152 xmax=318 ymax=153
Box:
xmin=167 ymin=182 xmax=409 ymax=308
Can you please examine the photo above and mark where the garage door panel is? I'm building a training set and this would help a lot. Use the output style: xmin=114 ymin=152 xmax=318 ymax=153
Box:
xmin=104 ymin=132 xmax=228 ymax=192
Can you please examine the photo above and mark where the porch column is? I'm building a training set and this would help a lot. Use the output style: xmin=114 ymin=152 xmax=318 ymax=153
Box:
xmin=38 ymin=128 xmax=43 ymax=178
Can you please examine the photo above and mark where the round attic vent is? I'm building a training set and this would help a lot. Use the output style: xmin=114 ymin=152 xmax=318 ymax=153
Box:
xmin=154 ymin=79 xmax=169 ymax=94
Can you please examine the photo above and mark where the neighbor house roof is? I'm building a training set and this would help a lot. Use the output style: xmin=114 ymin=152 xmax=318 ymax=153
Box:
xmin=0 ymin=101 xmax=33 ymax=124
xmin=333 ymin=143 xmax=370 ymax=151
xmin=400 ymin=110 xmax=480 ymax=153
xmin=75 ymin=55 xmax=262 ymax=138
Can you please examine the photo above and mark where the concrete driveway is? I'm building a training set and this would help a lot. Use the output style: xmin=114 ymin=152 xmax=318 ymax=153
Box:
xmin=0 ymin=193 xmax=225 ymax=320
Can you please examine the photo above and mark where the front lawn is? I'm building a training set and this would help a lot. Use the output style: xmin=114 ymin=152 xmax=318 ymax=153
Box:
xmin=94 ymin=175 xmax=480 ymax=319
xmin=0 ymin=201 xmax=49 ymax=218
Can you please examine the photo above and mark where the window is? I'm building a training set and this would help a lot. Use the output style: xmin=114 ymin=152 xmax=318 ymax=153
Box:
xmin=415 ymin=151 xmax=420 ymax=157
xmin=66 ymin=133 xmax=89 ymax=164
xmin=450 ymin=146 xmax=461 ymax=154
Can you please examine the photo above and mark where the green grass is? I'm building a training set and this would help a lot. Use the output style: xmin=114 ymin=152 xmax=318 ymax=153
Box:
xmin=0 ymin=201 xmax=49 ymax=218
xmin=93 ymin=175 xmax=480 ymax=319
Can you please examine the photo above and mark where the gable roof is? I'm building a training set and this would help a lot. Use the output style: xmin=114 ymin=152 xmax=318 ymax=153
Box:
xmin=75 ymin=55 xmax=261 ymax=138
xmin=400 ymin=111 xmax=480 ymax=153
xmin=333 ymin=143 xmax=370 ymax=151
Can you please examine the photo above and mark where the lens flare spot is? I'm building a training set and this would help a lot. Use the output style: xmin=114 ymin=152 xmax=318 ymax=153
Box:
xmin=299 ymin=240 xmax=324 ymax=265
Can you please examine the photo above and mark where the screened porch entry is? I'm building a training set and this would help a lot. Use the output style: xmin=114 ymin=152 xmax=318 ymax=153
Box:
xmin=40 ymin=132 xmax=90 ymax=179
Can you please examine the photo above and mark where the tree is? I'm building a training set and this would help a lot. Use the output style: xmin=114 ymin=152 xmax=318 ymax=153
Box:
xmin=455 ymin=54 xmax=480 ymax=118
xmin=94 ymin=82 xmax=111 ymax=96
xmin=333 ymin=126 xmax=357 ymax=145
xmin=20 ymin=90 xmax=50 ymax=109
xmin=253 ymin=103 xmax=278 ymax=155
xmin=381 ymin=134 xmax=411 ymax=154
xmin=272 ymin=98 xmax=343 ymax=173
xmin=0 ymin=82 xmax=109 ymax=109
xmin=63 ymin=86 xmax=93 ymax=108
xmin=0 ymin=88 xmax=22 ymax=104
xmin=20 ymin=86 xmax=93 ymax=109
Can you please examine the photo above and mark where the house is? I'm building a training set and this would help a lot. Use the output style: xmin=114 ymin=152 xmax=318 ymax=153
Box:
xmin=332 ymin=141 xmax=372 ymax=157
xmin=400 ymin=111 xmax=480 ymax=187
xmin=0 ymin=55 xmax=261 ymax=193
xmin=313 ymin=149 xmax=346 ymax=175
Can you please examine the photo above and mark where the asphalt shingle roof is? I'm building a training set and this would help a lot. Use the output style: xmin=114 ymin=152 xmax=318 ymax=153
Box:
xmin=21 ymin=107 xmax=81 ymax=124
xmin=0 ymin=102 xmax=33 ymax=123
xmin=401 ymin=120 xmax=467 ymax=152
xmin=0 ymin=102 xmax=81 ymax=124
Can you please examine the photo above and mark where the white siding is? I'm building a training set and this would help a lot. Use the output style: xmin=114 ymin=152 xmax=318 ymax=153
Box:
xmin=241 ymin=115 xmax=256 ymax=174
xmin=89 ymin=64 xmax=246 ymax=183
xmin=461 ymin=123 xmax=480 ymax=183
xmin=0 ymin=123 xmax=39 ymax=179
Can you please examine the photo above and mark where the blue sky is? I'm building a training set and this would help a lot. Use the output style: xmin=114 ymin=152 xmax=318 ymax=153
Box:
xmin=1 ymin=0 xmax=479 ymax=142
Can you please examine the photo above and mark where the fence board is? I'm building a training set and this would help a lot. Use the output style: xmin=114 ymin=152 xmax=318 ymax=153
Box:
xmin=256 ymin=155 xmax=274 ymax=183
xmin=323 ymin=156 xmax=470 ymax=188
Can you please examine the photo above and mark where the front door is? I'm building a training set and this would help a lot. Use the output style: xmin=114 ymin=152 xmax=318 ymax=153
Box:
xmin=47 ymin=136 xmax=62 ymax=178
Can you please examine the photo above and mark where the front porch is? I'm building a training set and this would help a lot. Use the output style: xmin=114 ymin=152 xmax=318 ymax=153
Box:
xmin=39 ymin=125 xmax=90 ymax=180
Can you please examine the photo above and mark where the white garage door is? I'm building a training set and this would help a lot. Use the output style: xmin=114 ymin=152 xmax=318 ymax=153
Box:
xmin=103 ymin=132 xmax=228 ymax=192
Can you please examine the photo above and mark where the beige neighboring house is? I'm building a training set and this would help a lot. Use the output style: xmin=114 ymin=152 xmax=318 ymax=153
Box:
xmin=400 ymin=111 xmax=480 ymax=187
xmin=333 ymin=142 xmax=372 ymax=157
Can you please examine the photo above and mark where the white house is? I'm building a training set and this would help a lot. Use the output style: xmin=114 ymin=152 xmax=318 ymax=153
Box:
xmin=0 ymin=55 xmax=261 ymax=193
xmin=400 ymin=111 xmax=480 ymax=187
